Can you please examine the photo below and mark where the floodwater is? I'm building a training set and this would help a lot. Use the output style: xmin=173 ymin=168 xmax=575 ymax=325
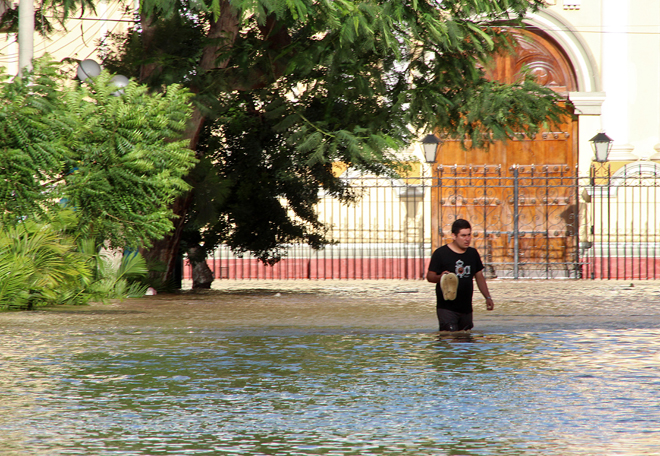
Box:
xmin=1 ymin=279 xmax=660 ymax=455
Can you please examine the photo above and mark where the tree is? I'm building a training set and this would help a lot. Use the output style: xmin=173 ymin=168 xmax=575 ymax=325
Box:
xmin=26 ymin=0 xmax=569 ymax=285
xmin=0 ymin=58 xmax=197 ymax=251
xmin=57 ymin=71 xmax=196 ymax=251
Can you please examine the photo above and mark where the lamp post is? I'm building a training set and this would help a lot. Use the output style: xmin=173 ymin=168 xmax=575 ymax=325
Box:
xmin=420 ymin=134 xmax=440 ymax=261
xmin=420 ymin=133 xmax=440 ymax=205
xmin=587 ymin=132 xmax=613 ymax=279
xmin=18 ymin=0 xmax=34 ymax=76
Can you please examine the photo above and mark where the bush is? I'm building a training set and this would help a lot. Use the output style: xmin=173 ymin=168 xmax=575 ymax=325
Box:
xmin=0 ymin=214 xmax=92 ymax=310
xmin=0 ymin=211 xmax=151 ymax=311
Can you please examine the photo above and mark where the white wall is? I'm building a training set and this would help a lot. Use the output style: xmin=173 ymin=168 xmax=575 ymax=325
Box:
xmin=546 ymin=0 xmax=660 ymax=163
xmin=0 ymin=0 xmax=133 ymax=76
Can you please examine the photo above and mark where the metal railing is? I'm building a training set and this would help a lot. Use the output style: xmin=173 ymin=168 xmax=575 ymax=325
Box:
xmin=581 ymin=162 xmax=660 ymax=280
xmin=185 ymin=162 xmax=660 ymax=280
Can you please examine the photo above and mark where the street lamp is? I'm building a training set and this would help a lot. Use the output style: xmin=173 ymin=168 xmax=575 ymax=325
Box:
xmin=421 ymin=134 xmax=440 ymax=163
xmin=419 ymin=133 xmax=440 ymax=260
xmin=76 ymin=59 xmax=129 ymax=96
xmin=76 ymin=59 xmax=102 ymax=82
xmin=110 ymin=74 xmax=130 ymax=96
xmin=587 ymin=132 xmax=613 ymax=279
xmin=589 ymin=132 xmax=614 ymax=163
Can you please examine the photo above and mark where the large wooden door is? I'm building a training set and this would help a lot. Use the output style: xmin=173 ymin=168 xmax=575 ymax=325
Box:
xmin=430 ymin=29 xmax=580 ymax=278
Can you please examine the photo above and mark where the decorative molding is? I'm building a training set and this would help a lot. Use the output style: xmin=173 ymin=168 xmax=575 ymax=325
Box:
xmin=541 ymin=131 xmax=571 ymax=140
xmin=507 ymin=29 xmax=577 ymax=92
xmin=524 ymin=10 xmax=601 ymax=93
xmin=568 ymin=92 xmax=606 ymax=115
xmin=607 ymin=144 xmax=638 ymax=161
xmin=563 ymin=0 xmax=581 ymax=10
xmin=650 ymin=143 xmax=660 ymax=161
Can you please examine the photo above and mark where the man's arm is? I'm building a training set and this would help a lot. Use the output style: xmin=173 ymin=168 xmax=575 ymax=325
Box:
xmin=426 ymin=248 xmax=445 ymax=284
xmin=426 ymin=270 xmax=444 ymax=284
xmin=474 ymin=270 xmax=494 ymax=310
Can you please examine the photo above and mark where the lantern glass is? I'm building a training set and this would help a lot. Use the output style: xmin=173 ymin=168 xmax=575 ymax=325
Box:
xmin=77 ymin=59 xmax=102 ymax=82
xmin=589 ymin=132 xmax=613 ymax=163
xmin=421 ymin=134 xmax=440 ymax=163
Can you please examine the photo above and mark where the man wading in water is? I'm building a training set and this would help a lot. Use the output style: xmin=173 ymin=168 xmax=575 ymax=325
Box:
xmin=426 ymin=219 xmax=494 ymax=331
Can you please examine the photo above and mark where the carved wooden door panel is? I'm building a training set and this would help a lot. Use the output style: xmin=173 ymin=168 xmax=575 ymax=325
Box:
xmin=430 ymin=29 xmax=579 ymax=278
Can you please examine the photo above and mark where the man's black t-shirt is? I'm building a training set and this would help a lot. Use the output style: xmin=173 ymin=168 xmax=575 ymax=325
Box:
xmin=428 ymin=245 xmax=484 ymax=313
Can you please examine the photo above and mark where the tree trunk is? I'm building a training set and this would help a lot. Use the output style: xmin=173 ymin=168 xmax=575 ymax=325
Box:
xmin=138 ymin=6 xmax=291 ymax=287
xmin=140 ymin=2 xmax=241 ymax=287
xmin=188 ymin=245 xmax=214 ymax=289
xmin=141 ymin=191 xmax=193 ymax=288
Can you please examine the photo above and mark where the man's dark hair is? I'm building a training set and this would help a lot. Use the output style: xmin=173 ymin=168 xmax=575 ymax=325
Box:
xmin=451 ymin=218 xmax=471 ymax=235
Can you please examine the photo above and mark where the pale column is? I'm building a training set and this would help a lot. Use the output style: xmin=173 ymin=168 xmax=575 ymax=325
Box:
xmin=627 ymin=1 xmax=660 ymax=160
xmin=18 ymin=0 xmax=33 ymax=75
xmin=600 ymin=0 xmax=636 ymax=160
xmin=570 ymin=98 xmax=604 ymax=173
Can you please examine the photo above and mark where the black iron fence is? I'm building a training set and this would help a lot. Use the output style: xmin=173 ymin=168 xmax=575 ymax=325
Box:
xmin=582 ymin=162 xmax=660 ymax=279
xmin=185 ymin=162 xmax=660 ymax=280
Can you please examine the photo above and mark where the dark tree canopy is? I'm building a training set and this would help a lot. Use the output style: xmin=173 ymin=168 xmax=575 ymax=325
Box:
xmin=21 ymin=0 xmax=569 ymax=281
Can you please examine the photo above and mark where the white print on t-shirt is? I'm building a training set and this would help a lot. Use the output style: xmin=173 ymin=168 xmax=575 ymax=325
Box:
xmin=455 ymin=259 xmax=471 ymax=278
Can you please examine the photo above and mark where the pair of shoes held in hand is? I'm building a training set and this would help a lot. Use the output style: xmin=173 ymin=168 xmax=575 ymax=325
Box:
xmin=441 ymin=273 xmax=458 ymax=301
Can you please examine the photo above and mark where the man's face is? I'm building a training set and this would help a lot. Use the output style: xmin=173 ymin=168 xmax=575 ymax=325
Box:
xmin=452 ymin=228 xmax=472 ymax=250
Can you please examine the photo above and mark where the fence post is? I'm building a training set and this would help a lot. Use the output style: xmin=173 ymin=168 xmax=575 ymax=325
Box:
xmin=513 ymin=165 xmax=520 ymax=279
xmin=590 ymin=163 xmax=596 ymax=279
xmin=575 ymin=165 xmax=582 ymax=279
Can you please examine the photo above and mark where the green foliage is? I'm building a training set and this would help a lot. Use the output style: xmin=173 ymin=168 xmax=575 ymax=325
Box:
xmin=0 ymin=58 xmax=197 ymax=250
xmin=59 ymin=71 xmax=197 ymax=249
xmin=0 ymin=210 xmax=152 ymax=311
xmin=0 ymin=5 xmax=57 ymax=36
xmin=0 ymin=212 xmax=92 ymax=310
xmin=0 ymin=59 xmax=67 ymax=222
xmin=83 ymin=244 xmax=150 ymax=302
xmin=100 ymin=14 xmax=207 ymax=87
xmin=190 ymin=92 xmax=341 ymax=262
xmin=97 ymin=0 xmax=567 ymax=263
xmin=0 ymin=0 xmax=99 ymax=36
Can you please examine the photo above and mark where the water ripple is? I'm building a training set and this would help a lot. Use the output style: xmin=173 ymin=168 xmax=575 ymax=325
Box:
xmin=1 ymin=282 xmax=660 ymax=455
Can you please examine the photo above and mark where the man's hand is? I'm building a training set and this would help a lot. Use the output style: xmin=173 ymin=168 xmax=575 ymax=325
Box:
xmin=485 ymin=297 xmax=494 ymax=311
xmin=426 ymin=270 xmax=448 ymax=284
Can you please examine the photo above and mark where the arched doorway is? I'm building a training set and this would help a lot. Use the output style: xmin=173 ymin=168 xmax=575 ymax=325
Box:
xmin=430 ymin=28 xmax=580 ymax=278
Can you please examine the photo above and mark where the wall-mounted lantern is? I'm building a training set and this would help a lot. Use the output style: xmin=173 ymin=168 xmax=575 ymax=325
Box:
xmin=421 ymin=134 xmax=441 ymax=163
xmin=589 ymin=132 xmax=614 ymax=163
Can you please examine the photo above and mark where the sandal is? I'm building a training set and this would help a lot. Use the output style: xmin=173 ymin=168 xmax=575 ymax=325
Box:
xmin=440 ymin=273 xmax=458 ymax=301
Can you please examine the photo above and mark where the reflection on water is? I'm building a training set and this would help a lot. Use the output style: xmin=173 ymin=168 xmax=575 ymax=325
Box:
xmin=0 ymin=280 xmax=659 ymax=455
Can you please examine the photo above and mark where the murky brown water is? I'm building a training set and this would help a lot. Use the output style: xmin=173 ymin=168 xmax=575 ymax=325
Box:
xmin=1 ymin=279 xmax=660 ymax=455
